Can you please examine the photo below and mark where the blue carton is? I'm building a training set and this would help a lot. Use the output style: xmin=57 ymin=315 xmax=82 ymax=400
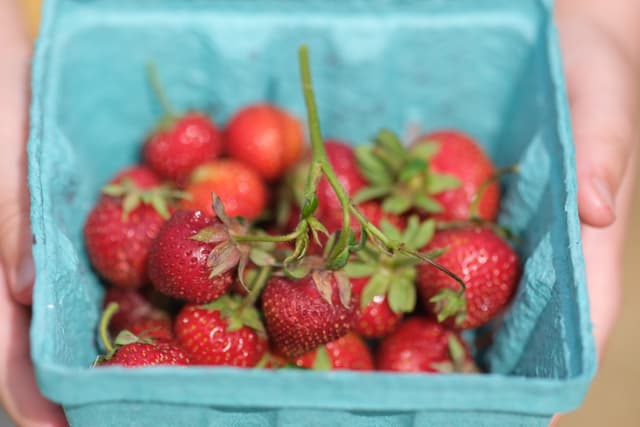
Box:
xmin=28 ymin=0 xmax=596 ymax=426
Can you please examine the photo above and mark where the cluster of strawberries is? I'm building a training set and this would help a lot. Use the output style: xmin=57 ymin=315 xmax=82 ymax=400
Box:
xmin=86 ymin=61 xmax=521 ymax=372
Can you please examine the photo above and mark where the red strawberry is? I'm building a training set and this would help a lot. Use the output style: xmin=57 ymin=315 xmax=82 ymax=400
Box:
xmin=416 ymin=130 xmax=499 ymax=221
xmin=416 ymin=227 xmax=520 ymax=329
xmin=261 ymin=272 xmax=357 ymax=358
xmin=84 ymin=180 xmax=173 ymax=288
xmin=180 ymin=159 xmax=267 ymax=221
xmin=103 ymin=287 xmax=156 ymax=333
xmin=127 ymin=315 xmax=174 ymax=341
xmin=175 ymin=297 xmax=267 ymax=367
xmin=143 ymin=113 xmax=223 ymax=183
xmin=111 ymin=165 xmax=161 ymax=189
xmin=100 ymin=340 xmax=190 ymax=367
xmin=351 ymin=277 xmax=402 ymax=338
xmin=376 ymin=317 xmax=476 ymax=373
xmin=148 ymin=210 xmax=235 ymax=303
xmin=225 ymin=103 xmax=305 ymax=181
xmin=293 ymin=333 xmax=373 ymax=371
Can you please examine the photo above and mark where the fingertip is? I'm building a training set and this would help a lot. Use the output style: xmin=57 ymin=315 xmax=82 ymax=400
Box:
xmin=578 ymin=174 xmax=616 ymax=227
xmin=5 ymin=253 xmax=35 ymax=306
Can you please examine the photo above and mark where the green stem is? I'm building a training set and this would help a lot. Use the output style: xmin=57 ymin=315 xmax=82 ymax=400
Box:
xmin=242 ymin=266 xmax=272 ymax=308
xmin=299 ymin=45 xmax=351 ymax=263
xmin=398 ymin=248 xmax=466 ymax=293
xmin=146 ymin=62 xmax=178 ymax=120
xmin=233 ymin=228 xmax=303 ymax=244
xmin=349 ymin=204 xmax=394 ymax=249
xmin=99 ymin=302 xmax=119 ymax=354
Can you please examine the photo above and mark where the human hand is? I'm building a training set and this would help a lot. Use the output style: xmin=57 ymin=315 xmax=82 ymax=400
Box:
xmin=0 ymin=3 xmax=67 ymax=426
xmin=555 ymin=1 xmax=640 ymax=356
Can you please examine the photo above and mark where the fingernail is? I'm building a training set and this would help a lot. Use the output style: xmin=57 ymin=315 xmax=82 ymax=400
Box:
xmin=14 ymin=254 xmax=35 ymax=295
xmin=591 ymin=175 xmax=616 ymax=218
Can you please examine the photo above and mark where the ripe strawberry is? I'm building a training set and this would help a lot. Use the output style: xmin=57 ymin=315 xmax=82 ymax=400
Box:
xmin=180 ymin=159 xmax=267 ymax=221
xmin=416 ymin=227 xmax=520 ymax=329
xmin=127 ymin=314 xmax=174 ymax=341
xmin=103 ymin=287 xmax=156 ymax=333
xmin=84 ymin=177 xmax=176 ymax=288
xmin=111 ymin=165 xmax=161 ymax=189
xmin=350 ymin=277 xmax=402 ymax=338
xmin=376 ymin=317 xmax=476 ymax=373
xmin=175 ymin=297 xmax=267 ymax=367
xmin=262 ymin=272 xmax=357 ymax=358
xmin=293 ymin=333 xmax=373 ymax=371
xmin=225 ymin=103 xmax=305 ymax=181
xmin=143 ymin=112 xmax=223 ymax=182
xmin=147 ymin=210 xmax=235 ymax=303
xmin=415 ymin=130 xmax=499 ymax=221
xmin=100 ymin=339 xmax=190 ymax=367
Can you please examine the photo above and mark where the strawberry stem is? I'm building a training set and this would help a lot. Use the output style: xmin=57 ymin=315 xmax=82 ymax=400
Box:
xmin=233 ymin=228 xmax=304 ymax=244
xmin=299 ymin=45 xmax=352 ymax=265
xmin=146 ymin=62 xmax=178 ymax=122
xmin=242 ymin=266 xmax=272 ymax=308
xmin=99 ymin=302 xmax=119 ymax=354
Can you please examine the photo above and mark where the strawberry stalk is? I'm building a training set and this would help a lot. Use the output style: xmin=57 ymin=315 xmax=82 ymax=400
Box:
xmin=242 ymin=266 xmax=272 ymax=308
xmin=298 ymin=45 xmax=352 ymax=267
xmin=99 ymin=302 xmax=120 ymax=354
xmin=146 ymin=62 xmax=179 ymax=128
xmin=225 ymin=45 xmax=468 ymax=319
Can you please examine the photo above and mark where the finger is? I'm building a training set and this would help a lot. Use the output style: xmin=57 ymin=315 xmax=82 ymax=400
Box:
xmin=558 ymin=20 xmax=640 ymax=227
xmin=0 ymin=5 xmax=35 ymax=305
xmin=0 ymin=271 xmax=67 ymax=427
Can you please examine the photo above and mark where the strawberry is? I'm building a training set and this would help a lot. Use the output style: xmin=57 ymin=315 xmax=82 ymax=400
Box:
xmin=175 ymin=296 xmax=267 ymax=367
xmin=180 ymin=159 xmax=267 ymax=221
xmin=261 ymin=272 xmax=357 ymax=358
xmin=143 ymin=112 xmax=223 ymax=183
xmin=127 ymin=314 xmax=174 ymax=341
xmin=376 ymin=317 xmax=476 ymax=373
xmin=96 ymin=303 xmax=189 ymax=367
xmin=225 ymin=103 xmax=305 ymax=181
xmin=416 ymin=227 xmax=520 ymax=329
xmin=84 ymin=175 xmax=179 ymax=289
xmin=111 ymin=165 xmax=161 ymax=189
xmin=415 ymin=130 xmax=499 ymax=221
xmin=293 ymin=333 xmax=373 ymax=371
xmin=345 ymin=216 xmax=435 ymax=338
xmin=350 ymin=277 xmax=402 ymax=339
xmin=99 ymin=337 xmax=190 ymax=367
xmin=102 ymin=287 xmax=156 ymax=333
xmin=147 ymin=210 xmax=235 ymax=303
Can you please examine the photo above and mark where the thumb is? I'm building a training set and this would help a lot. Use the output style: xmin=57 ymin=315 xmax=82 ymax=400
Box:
xmin=0 ymin=11 xmax=34 ymax=306
xmin=559 ymin=21 xmax=639 ymax=227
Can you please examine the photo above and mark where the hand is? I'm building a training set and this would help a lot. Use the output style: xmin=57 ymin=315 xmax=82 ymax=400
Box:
xmin=556 ymin=3 xmax=639 ymax=355
xmin=0 ymin=3 xmax=67 ymax=426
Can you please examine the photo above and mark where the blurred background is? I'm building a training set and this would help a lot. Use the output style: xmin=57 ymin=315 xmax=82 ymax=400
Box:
xmin=0 ymin=1 xmax=636 ymax=426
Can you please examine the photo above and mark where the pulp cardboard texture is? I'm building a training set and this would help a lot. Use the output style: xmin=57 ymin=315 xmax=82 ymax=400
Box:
xmin=28 ymin=1 xmax=595 ymax=426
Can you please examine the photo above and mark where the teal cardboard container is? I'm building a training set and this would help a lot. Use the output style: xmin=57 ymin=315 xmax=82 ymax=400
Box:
xmin=28 ymin=0 xmax=596 ymax=426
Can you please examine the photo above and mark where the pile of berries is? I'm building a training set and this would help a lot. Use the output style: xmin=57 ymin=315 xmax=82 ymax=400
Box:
xmin=87 ymin=50 xmax=521 ymax=373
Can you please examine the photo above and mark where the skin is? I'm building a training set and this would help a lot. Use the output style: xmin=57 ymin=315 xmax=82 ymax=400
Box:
xmin=0 ymin=0 xmax=637 ymax=425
